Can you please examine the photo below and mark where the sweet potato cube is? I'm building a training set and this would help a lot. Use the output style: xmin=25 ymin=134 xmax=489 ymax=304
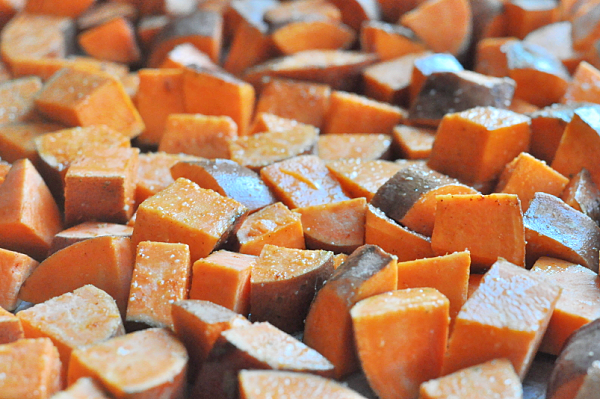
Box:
xmin=35 ymin=68 xmax=144 ymax=138
xmin=420 ymin=358 xmax=523 ymax=399
xmin=260 ymin=155 xmax=350 ymax=209
xmin=51 ymin=377 xmax=109 ymax=399
xmin=0 ymin=159 xmax=62 ymax=260
xmin=49 ymin=222 xmax=133 ymax=255
xmin=326 ymin=159 xmax=403 ymax=201
xmin=327 ymin=0 xmax=379 ymax=32
xmin=0 ymin=248 xmax=39 ymax=311
xmin=392 ymin=125 xmax=435 ymax=160
xmin=249 ymin=112 xmax=298 ymax=135
xmin=0 ymin=122 xmax=62 ymax=167
xmin=524 ymin=21 xmax=582 ymax=74
xmin=78 ymin=17 xmax=140 ymax=64
xmin=193 ymin=322 xmax=334 ymax=399
xmin=0 ymin=0 xmax=22 ymax=28
xmin=561 ymin=168 xmax=600 ymax=225
xmin=224 ymin=13 xmax=274 ymax=76
xmin=0 ymin=306 xmax=24 ymax=344
xmin=303 ymin=244 xmax=398 ymax=378
xmin=251 ymin=245 xmax=334 ymax=333
xmin=18 ymin=236 xmax=135 ymax=315
xmin=159 ymin=114 xmax=238 ymax=159
xmin=431 ymin=193 xmax=526 ymax=269
xmin=255 ymin=78 xmax=331 ymax=129
xmin=441 ymin=258 xmax=561 ymax=380
xmin=0 ymin=160 xmax=10 ymax=186
xmin=428 ymin=106 xmax=531 ymax=187
xmin=0 ymin=76 xmax=43 ymax=125
xmin=351 ymin=288 xmax=450 ymax=399
xmin=78 ymin=2 xmax=138 ymax=30
xmin=474 ymin=37 xmax=517 ymax=77
xmin=189 ymin=250 xmax=256 ymax=316
xmin=360 ymin=21 xmax=428 ymax=62
xmin=410 ymin=52 xmax=464 ymax=103
xmin=17 ymin=285 xmax=125 ymax=380
xmin=183 ymin=67 xmax=255 ymax=135
xmin=68 ymin=328 xmax=188 ymax=399
xmin=272 ymin=20 xmax=355 ymax=55
xmin=572 ymin=1 xmax=600 ymax=52
xmin=159 ymin=42 xmax=218 ymax=70
xmin=263 ymin=0 xmax=341 ymax=25
xmin=127 ymin=242 xmax=191 ymax=329
xmin=495 ymin=152 xmax=569 ymax=211
xmin=317 ymin=133 xmax=392 ymax=161
xmin=0 ymin=338 xmax=62 ymax=399
xmin=562 ymin=62 xmax=600 ymax=104
xmin=524 ymin=192 xmax=600 ymax=272
xmin=505 ymin=0 xmax=556 ymax=39
xmin=235 ymin=202 xmax=305 ymax=256
xmin=323 ymin=90 xmax=405 ymax=134
xmin=64 ymin=147 xmax=139 ymax=226
xmin=25 ymin=0 xmax=94 ymax=17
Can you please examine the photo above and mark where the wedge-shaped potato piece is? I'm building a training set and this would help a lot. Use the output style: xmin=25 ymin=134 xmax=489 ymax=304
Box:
xmin=0 ymin=122 xmax=63 ymax=168
xmin=561 ymin=168 xmax=600 ymax=225
xmin=251 ymin=245 xmax=334 ymax=333
xmin=131 ymin=178 xmax=247 ymax=261
xmin=410 ymin=52 xmax=463 ymax=103
xmin=317 ymin=133 xmax=392 ymax=161
xmin=524 ymin=21 xmax=582 ymax=74
xmin=0 ymin=306 xmax=24 ymax=344
xmin=432 ymin=193 xmax=525 ymax=269
xmin=51 ymin=377 xmax=109 ymax=399
xmin=0 ymin=76 xmax=43 ymax=125
xmin=0 ymin=248 xmax=39 ymax=311
xmin=171 ymin=158 xmax=276 ymax=212
xmin=193 ymin=322 xmax=335 ymax=399
xmin=78 ymin=17 xmax=140 ymax=64
xmin=25 ymin=0 xmax=93 ymax=17
xmin=68 ymin=328 xmax=188 ymax=399
xmin=474 ymin=37 xmax=517 ymax=77
xmin=392 ymin=125 xmax=435 ymax=159
xmin=352 ymin=288 xmax=449 ymax=399
xmin=571 ymin=2 xmax=600 ymax=53
xmin=326 ymin=159 xmax=403 ymax=201
xmin=0 ymin=338 xmax=62 ymax=399
xmin=238 ymin=370 xmax=368 ymax=399
xmin=78 ymin=2 xmax=138 ymax=30
xmin=303 ymin=244 xmax=397 ymax=378
xmin=371 ymin=164 xmax=478 ymax=237
xmin=272 ymin=20 xmax=355 ymax=55
xmin=360 ymin=21 xmax=428 ymax=62
xmin=17 ymin=285 xmax=125 ymax=381
xmin=420 ymin=358 xmax=523 ymax=399
xmin=327 ymin=0 xmax=379 ymax=31
xmin=505 ymin=0 xmax=555 ymax=40
xmin=19 ymin=236 xmax=134 ymax=315
xmin=524 ymin=192 xmax=600 ymax=272
xmin=49 ymin=222 xmax=133 ymax=255
xmin=442 ymin=259 xmax=561 ymax=380
xmin=263 ymin=0 xmax=341 ymax=25
xmin=249 ymin=112 xmax=298 ymax=135
xmin=562 ymin=62 xmax=600 ymax=104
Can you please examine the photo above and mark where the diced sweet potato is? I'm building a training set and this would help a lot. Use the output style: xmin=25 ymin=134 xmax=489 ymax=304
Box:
xmin=410 ymin=52 xmax=464 ymax=103
xmin=562 ymin=61 xmax=600 ymax=104
xmin=326 ymin=159 xmax=403 ymax=201
xmin=572 ymin=1 xmax=600 ymax=53
xmin=0 ymin=248 xmax=39 ymax=311
xmin=524 ymin=21 xmax=582 ymax=74
xmin=272 ymin=20 xmax=355 ymax=55
xmin=251 ymin=245 xmax=334 ymax=333
xmin=159 ymin=43 xmax=219 ymax=71
xmin=392 ymin=125 xmax=435 ymax=159
xmin=51 ymin=377 xmax=109 ymax=399
xmin=0 ymin=306 xmax=24 ymax=344
xmin=353 ymin=288 xmax=449 ymax=399
xmin=561 ymin=168 xmax=600 ymax=225
xmin=360 ymin=21 xmax=428 ymax=62
xmin=223 ymin=15 xmax=273 ymax=76
xmin=78 ymin=2 xmax=138 ymax=30
xmin=474 ymin=37 xmax=517 ymax=78
xmin=9 ymin=56 xmax=129 ymax=82
xmin=25 ymin=0 xmax=94 ymax=18
xmin=303 ymin=244 xmax=397 ymax=378
xmin=0 ymin=122 xmax=63 ymax=168
xmin=263 ymin=0 xmax=342 ymax=26
xmin=249 ymin=112 xmax=299 ymax=135
xmin=78 ymin=17 xmax=140 ymax=64
xmin=504 ymin=0 xmax=556 ymax=39
xmin=317 ymin=134 xmax=392 ymax=161
xmin=49 ymin=222 xmax=133 ymax=255
xmin=326 ymin=0 xmax=379 ymax=31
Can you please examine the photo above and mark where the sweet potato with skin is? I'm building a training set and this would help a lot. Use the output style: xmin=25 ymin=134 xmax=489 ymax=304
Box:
xmin=575 ymin=361 xmax=600 ymax=399
xmin=474 ymin=37 xmax=517 ymax=78
xmin=78 ymin=17 xmax=141 ymax=64
xmin=0 ymin=248 xmax=39 ymax=311
xmin=51 ymin=377 xmax=109 ymax=399
xmin=78 ymin=2 xmax=138 ymax=30
xmin=272 ymin=20 xmax=356 ymax=55
xmin=0 ymin=306 xmax=24 ymax=344
xmin=68 ymin=328 xmax=188 ymax=399
xmin=504 ymin=0 xmax=556 ymax=40
xmin=524 ymin=21 xmax=582 ymax=74
xmin=223 ymin=15 xmax=274 ymax=77
xmin=326 ymin=0 xmax=379 ymax=31
xmin=303 ymin=244 xmax=398 ymax=378
xmin=49 ymin=222 xmax=133 ymax=255
xmin=0 ymin=0 xmax=23 ymax=28
xmin=0 ymin=160 xmax=11 ymax=186
xmin=317 ymin=134 xmax=392 ymax=161
xmin=360 ymin=21 xmax=428 ymax=62
xmin=352 ymin=288 xmax=449 ymax=399
xmin=250 ymin=245 xmax=334 ymax=333
xmin=561 ymin=168 xmax=600 ymax=225
xmin=263 ymin=0 xmax=342 ymax=26
xmin=18 ymin=236 xmax=134 ymax=315
xmin=326 ymin=159 xmax=403 ymax=201
xmin=189 ymin=250 xmax=256 ymax=316
xmin=159 ymin=43 xmax=220 ymax=71
xmin=524 ymin=192 xmax=600 ymax=272
xmin=410 ymin=52 xmax=464 ymax=103
xmin=0 ymin=76 xmax=43 ymax=125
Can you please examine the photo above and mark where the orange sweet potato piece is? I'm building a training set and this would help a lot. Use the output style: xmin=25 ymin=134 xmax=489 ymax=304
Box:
xmin=360 ymin=21 xmax=428 ymax=62
xmin=25 ymin=0 xmax=94 ymax=17
xmin=49 ymin=222 xmax=133 ymax=255
xmin=78 ymin=17 xmax=140 ymax=65
xmin=272 ymin=20 xmax=355 ymax=55
xmin=0 ymin=159 xmax=62 ymax=260
xmin=400 ymin=0 xmax=472 ymax=56
xmin=159 ymin=42 xmax=220 ymax=71
xmin=260 ymin=155 xmax=350 ymax=209
xmin=432 ymin=193 xmax=526 ymax=269
xmin=251 ymin=245 xmax=334 ymax=333
xmin=35 ymin=68 xmax=144 ymax=138
xmin=397 ymin=251 xmax=470 ymax=323
xmin=223 ymin=16 xmax=274 ymax=76
xmin=193 ymin=322 xmax=334 ymax=399
xmin=365 ymin=203 xmax=435 ymax=261
xmin=474 ymin=37 xmax=517 ymax=77
xmin=572 ymin=1 xmax=600 ymax=53
xmin=51 ymin=377 xmax=109 ymax=399
xmin=126 ymin=241 xmax=191 ymax=328
xmin=562 ymin=62 xmax=600 ymax=104
xmin=0 ymin=306 xmax=24 ymax=344
xmin=17 ymin=285 xmax=125 ymax=381
xmin=135 ymin=68 xmax=185 ymax=146
xmin=254 ymin=78 xmax=331 ymax=128
xmin=78 ymin=2 xmax=138 ymax=31
xmin=64 ymin=147 xmax=139 ymax=226
xmin=524 ymin=192 xmax=600 ymax=272
xmin=428 ymin=106 xmax=531 ymax=188
xmin=0 ymin=122 xmax=63 ymax=167
xmin=441 ymin=258 xmax=561 ymax=380
xmin=0 ymin=76 xmax=43 ymax=125
xmin=351 ymin=288 xmax=449 ymax=399
xmin=392 ymin=125 xmax=435 ymax=159
xmin=18 ymin=236 xmax=134 ymax=315
xmin=323 ymin=90 xmax=405 ymax=134
xmin=9 ymin=56 xmax=129 ymax=82
xmin=327 ymin=0 xmax=379 ymax=31
xmin=189 ymin=250 xmax=256 ymax=316
xmin=68 ymin=328 xmax=188 ymax=399
xmin=131 ymin=177 xmax=247 ymax=261
xmin=249 ymin=112 xmax=299 ymax=135
xmin=0 ymin=0 xmax=23 ymax=28
xmin=0 ymin=338 xmax=62 ymax=399
xmin=467 ymin=273 xmax=485 ymax=299
xmin=238 ymin=370 xmax=368 ymax=399
xmin=263 ymin=0 xmax=342 ymax=25
xmin=235 ymin=202 xmax=305 ymax=256
xmin=531 ymin=257 xmax=600 ymax=356
xmin=303 ymin=244 xmax=397 ymax=378
xmin=420 ymin=358 xmax=523 ymax=399
xmin=410 ymin=52 xmax=464 ymax=103
xmin=326 ymin=159 xmax=403 ymax=201
xmin=561 ymin=168 xmax=600 ymax=224
xmin=0 ymin=160 xmax=10 ymax=186
xmin=524 ymin=21 xmax=583 ymax=74
xmin=0 ymin=248 xmax=39 ymax=311
xmin=317 ymin=133 xmax=392 ymax=161
xmin=159 ymin=114 xmax=238 ymax=159
xmin=504 ymin=0 xmax=557 ymax=39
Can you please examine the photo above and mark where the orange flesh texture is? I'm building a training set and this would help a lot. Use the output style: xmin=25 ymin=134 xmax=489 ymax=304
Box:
xmin=272 ymin=20 xmax=356 ymax=55
xmin=131 ymin=177 xmax=247 ymax=262
xmin=0 ymin=337 xmax=62 ymax=399
xmin=467 ymin=273 xmax=485 ymax=299
xmin=529 ymin=104 xmax=575 ymax=164
xmin=562 ymin=62 xmax=600 ymax=104
xmin=17 ymin=285 xmax=125 ymax=381
xmin=260 ymin=155 xmax=350 ymax=209
xmin=78 ymin=17 xmax=140 ymax=64
xmin=24 ymin=0 xmax=94 ymax=18
xmin=51 ymin=377 xmax=109 ymax=399
xmin=0 ymin=247 xmax=39 ymax=311
xmin=396 ymin=251 xmax=470 ymax=323
xmin=442 ymin=259 xmax=561 ymax=380
xmin=0 ymin=306 xmax=24 ymax=344
xmin=326 ymin=159 xmax=403 ymax=201
xmin=531 ymin=257 xmax=600 ymax=356
xmin=524 ymin=22 xmax=583 ymax=75
xmin=504 ymin=0 xmax=556 ymax=40
xmin=0 ymin=76 xmax=43 ymax=125
xmin=249 ymin=112 xmax=300 ymax=135
xmin=190 ymin=250 xmax=256 ymax=316
xmin=67 ymin=328 xmax=188 ymax=398
xmin=428 ymin=106 xmax=531 ymax=186
xmin=420 ymin=358 xmax=523 ymax=399
xmin=351 ymin=288 xmax=450 ymax=399
xmin=474 ymin=37 xmax=517 ymax=78
xmin=223 ymin=18 xmax=273 ymax=77
xmin=317 ymin=133 xmax=392 ymax=161
xmin=126 ymin=242 xmax=191 ymax=329
xmin=0 ymin=122 xmax=63 ymax=166
xmin=18 ymin=236 xmax=134 ymax=316
xmin=392 ymin=125 xmax=435 ymax=160
xmin=360 ymin=21 xmax=428 ymax=62
xmin=431 ymin=194 xmax=526 ymax=269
